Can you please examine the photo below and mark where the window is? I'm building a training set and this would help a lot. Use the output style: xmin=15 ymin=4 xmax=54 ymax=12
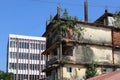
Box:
xmin=13 ymin=52 xmax=16 ymax=58
xmin=9 ymin=63 xmax=16 ymax=69
xmin=18 ymin=42 xmax=29 ymax=49
xmin=41 ymin=43 xmax=44 ymax=50
xmin=10 ymin=52 xmax=13 ymax=58
xmin=29 ymin=53 xmax=39 ymax=60
xmin=30 ymin=53 xmax=32 ymax=60
xmin=66 ymin=67 xmax=72 ymax=73
xmin=23 ymin=53 xmax=26 ymax=59
xmin=37 ymin=54 xmax=40 ymax=60
xmin=10 ymin=41 xmax=16 ymax=47
xmin=34 ymin=64 xmax=37 ymax=70
xmin=25 ymin=42 xmax=29 ymax=49
xmin=18 ymin=42 xmax=22 ymax=48
xmin=18 ymin=63 xmax=21 ymax=70
xmin=22 ymin=42 xmax=25 ymax=48
xmin=26 ymin=53 xmax=29 ymax=59
xmin=18 ymin=53 xmax=22 ymax=59
xmin=9 ymin=63 xmax=14 ymax=69
xmin=35 ymin=43 xmax=37 ymax=49
xmin=41 ymin=55 xmax=43 ymax=60
xmin=30 ymin=64 xmax=32 ymax=70
xmin=41 ymin=43 xmax=46 ymax=50
xmin=37 ymin=44 xmax=40 ymax=49
xmin=37 ymin=65 xmax=39 ymax=70
xmin=41 ymin=65 xmax=44 ymax=71
xmin=17 ymin=63 xmax=29 ymax=70
xmin=30 ymin=43 xmax=35 ymax=49
xmin=10 ymin=52 xmax=16 ymax=58
xmin=33 ymin=54 xmax=36 ymax=60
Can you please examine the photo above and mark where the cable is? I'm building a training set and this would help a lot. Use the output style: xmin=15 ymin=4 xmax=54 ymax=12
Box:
xmin=32 ymin=0 xmax=120 ymax=9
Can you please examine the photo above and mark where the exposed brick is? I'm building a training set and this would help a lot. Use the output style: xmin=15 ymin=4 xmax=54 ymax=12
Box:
xmin=113 ymin=31 xmax=120 ymax=46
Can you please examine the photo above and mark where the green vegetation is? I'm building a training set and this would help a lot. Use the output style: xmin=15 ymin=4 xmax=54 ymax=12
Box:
xmin=0 ymin=70 xmax=13 ymax=80
xmin=62 ymin=9 xmax=78 ymax=21
xmin=52 ymin=9 xmax=79 ymax=30
xmin=113 ymin=11 xmax=120 ymax=28
xmin=84 ymin=61 xmax=97 ymax=79
xmin=49 ymin=8 xmax=84 ymax=40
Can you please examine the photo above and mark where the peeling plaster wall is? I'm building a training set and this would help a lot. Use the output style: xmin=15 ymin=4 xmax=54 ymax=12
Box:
xmin=76 ymin=24 xmax=112 ymax=45
xmin=114 ymin=51 xmax=120 ymax=65
xmin=62 ymin=65 xmax=103 ymax=79
xmin=74 ymin=45 xmax=112 ymax=64
xmin=62 ymin=67 xmax=86 ymax=79
xmin=89 ymin=45 xmax=112 ymax=63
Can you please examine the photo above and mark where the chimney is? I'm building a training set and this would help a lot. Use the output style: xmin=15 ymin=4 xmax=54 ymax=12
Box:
xmin=57 ymin=4 xmax=60 ymax=18
xmin=84 ymin=0 xmax=88 ymax=22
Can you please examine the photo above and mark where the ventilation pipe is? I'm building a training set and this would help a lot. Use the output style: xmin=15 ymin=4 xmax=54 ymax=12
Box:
xmin=84 ymin=0 xmax=88 ymax=22
xmin=57 ymin=4 xmax=60 ymax=18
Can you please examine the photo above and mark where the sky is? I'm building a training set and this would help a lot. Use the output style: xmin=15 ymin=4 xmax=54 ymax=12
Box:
xmin=0 ymin=0 xmax=120 ymax=71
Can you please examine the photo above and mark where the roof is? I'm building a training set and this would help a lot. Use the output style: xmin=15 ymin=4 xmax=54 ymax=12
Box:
xmin=87 ymin=70 xmax=120 ymax=80
xmin=42 ymin=11 xmax=114 ymax=37
xmin=94 ymin=10 xmax=113 ymax=23
xmin=9 ymin=34 xmax=46 ymax=41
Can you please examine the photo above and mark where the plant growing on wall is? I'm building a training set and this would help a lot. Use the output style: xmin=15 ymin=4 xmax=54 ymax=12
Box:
xmin=52 ymin=9 xmax=78 ymax=29
xmin=113 ymin=11 xmax=120 ymax=28
xmin=73 ymin=25 xmax=84 ymax=40
xmin=50 ymin=8 xmax=84 ymax=40
xmin=84 ymin=61 xmax=97 ymax=79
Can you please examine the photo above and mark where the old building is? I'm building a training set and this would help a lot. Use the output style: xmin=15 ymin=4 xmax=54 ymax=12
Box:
xmin=7 ymin=34 xmax=46 ymax=80
xmin=95 ymin=9 xmax=120 ymax=66
xmin=42 ymin=6 xmax=120 ymax=80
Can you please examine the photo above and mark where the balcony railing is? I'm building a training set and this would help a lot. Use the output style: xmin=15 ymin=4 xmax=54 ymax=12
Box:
xmin=46 ymin=28 xmax=60 ymax=48
xmin=46 ymin=28 xmax=74 ymax=48
xmin=46 ymin=56 xmax=58 ymax=67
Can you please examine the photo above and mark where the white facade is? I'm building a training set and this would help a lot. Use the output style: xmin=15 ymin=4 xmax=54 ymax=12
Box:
xmin=7 ymin=34 xmax=46 ymax=80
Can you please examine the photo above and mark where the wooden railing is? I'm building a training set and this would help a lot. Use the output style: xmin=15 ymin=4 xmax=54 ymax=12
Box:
xmin=46 ymin=56 xmax=58 ymax=67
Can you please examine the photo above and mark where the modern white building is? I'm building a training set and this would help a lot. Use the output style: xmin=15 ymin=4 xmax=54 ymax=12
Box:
xmin=7 ymin=34 xmax=46 ymax=80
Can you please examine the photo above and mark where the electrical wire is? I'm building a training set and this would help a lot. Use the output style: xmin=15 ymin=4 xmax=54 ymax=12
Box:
xmin=32 ymin=0 xmax=120 ymax=9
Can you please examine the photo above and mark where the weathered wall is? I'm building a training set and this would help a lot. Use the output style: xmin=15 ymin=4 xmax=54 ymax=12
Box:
xmin=76 ymin=24 xmax=112 ymax=45
xmin=108 ymin=16 xmax=115 ymax=26
xmin=74 ymin=45 xmax=113 ymax=64
xmin=114 ymin=50 xmax=120 ymax=65
xmin=113 ymin=30 xmax=120 ymax=46
xmin=62 ymin=65 xmax=86 ymax=79
xmin=62 ymin=65 xmax=103 ymax=79
xmin=89 ymin=45 xmax=112 ymax=63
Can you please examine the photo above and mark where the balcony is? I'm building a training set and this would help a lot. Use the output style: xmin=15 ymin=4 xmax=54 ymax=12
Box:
xmin=46 ymin=56 xmax=58 ymax=67
xmin=46 ymin=28 xmax=60 ymax=48
xmin=46 ymin=27 xmax=74 ymax=48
